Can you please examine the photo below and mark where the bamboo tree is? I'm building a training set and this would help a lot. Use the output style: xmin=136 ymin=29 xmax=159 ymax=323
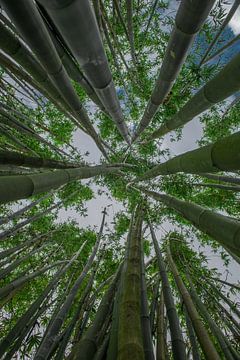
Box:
xmin=156 ymin=290 xmax=166 ymax=360
xmin=199 ymin=173 xmax=240 ymax=186
xmin=166 ymin=245 xmax=220 ymax=360
xmin=212 ymin=284 xmax=240 ymax=319
xmin=0 ymin=21 xmax=68 ymax=113
xmin=37 ymin=2 xmax=105 ymax=111
xmin=145 ymin=0 xmax=158 ymax=35
xmin=192 ymin=182 xmax=240 ymax=192
xmin=148 ymin=221 xmax=186 ymax=360
xmin=126 ymin=0 xmax=137 ymax=65
xmin=0 ymin=260 xmax=65 ymax=300
xmin=200 ymin=0 xmax=240 ymax=66
xmin=70 ymin=267 xmax=121 ymax=360
xmin=54 ymin=251 xmax=103 ymax=359
xmin=149 ymin=276 xmax=160 ymax=333
xmin=117 ymin=206 xmax=145 ymax=360
xmin=133 ymin=0 xmax=215 ymax=141
xmin=137 ymin=131 xmax=240 ymax=181
xmin=185 ymin=272 xmax=236 ymax=360
xmin=0 ymin=191 xmax=53 ymax=226
xmin=37 ymin=0 xmax=130 ymax=144
xmin=0 ymin=164 xmax=121 ymax=204
xmin=146 ymin=52 xmax=240 ymax=142
xmin=0 ymin=197 xmax=65 ymax=241
xmin=0 ymin=243 xmax=85 ymax=356
xmin=1 ymin=0 xmax=108 ymax=156
xmin=141 ymin=187 xmax=240 ymax=258
xmin=34 ymin=209 xmax=106 ymax=359
xmin=0 ymin=149 xmax=79 ymax=169
xmin=183 ymin=305 xmax=201 ymax=360
xmin=140 ymin=231 xmax=155 ymax=360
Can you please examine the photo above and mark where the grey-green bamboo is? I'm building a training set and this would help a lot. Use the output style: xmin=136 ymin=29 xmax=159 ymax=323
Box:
xmin=34 ymin=210 xmax=106 ymax=360
xmin=148 ymin=221 xmax=186 ymax=360
xmin=133 ymin=0 xmax=215 ymax=141
xmin=38 ymin=0 xmax=130 ymax=144
xmin=0 ymin=248 xmax=82 ymax=358
xmin=146 ymin=52 xmax=240 ymax=142
xmin=0 ymin=164 xmax=120 ymax=204
xmin=140 ymin=234 xmax=155 ymax=360
xmin=166 ymin=245 xmax=220 ymax=360
xmin=0 ymin=149 xmax=79 ymax=170
xmin=199 ymin=173 xmax=240 ymax=186
xmin=137 ymin=131 xmax=240 ymax=181
xmin=186 ymin=272 xmax=235 ymax=360
xmin=71 ymin=267 xmax=121 ymax=360
xmin=1 ymin=0 xmax=107 ymax=156
xmin=141 ymin=187 xmax=240 ymax=258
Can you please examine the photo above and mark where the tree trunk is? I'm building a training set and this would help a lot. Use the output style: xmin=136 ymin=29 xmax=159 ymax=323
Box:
xmin=147 ymin=51 xmax=240 ymax=141
xmin=117 ymin=206 xmax=145 ymax=360
xmin=34 ymin=209 xmax=106 ymax=359
xmin=166 ymin=245 xmax=220 ymax=360
xmin=156 ymin=290 xmax=166 ymax=360
xmin=140 ymin=187 xmax=240 ymax=258
xmin=0 ymin=164 xmax=120 ymax=204
xmin=138 ymin=131 xmax=240 ymax=180
xmin=148 ymin=221 xmax=186 ymax=360
xmin=133 ymin=0 xmax=215 ymax=141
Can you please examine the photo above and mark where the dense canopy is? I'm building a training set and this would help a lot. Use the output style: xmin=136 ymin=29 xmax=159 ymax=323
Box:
xmin=0 ymin=0 xmax=239 ymax=359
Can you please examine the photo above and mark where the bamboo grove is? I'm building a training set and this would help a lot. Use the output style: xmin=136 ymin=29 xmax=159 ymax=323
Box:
xmin=0 ymin=0 xmax=239 ymax=358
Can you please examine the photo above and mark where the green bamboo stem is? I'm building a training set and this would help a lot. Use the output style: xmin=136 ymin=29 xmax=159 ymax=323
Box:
xmin=186 ymin=272 xmax=234 ymax=360
xmin=140 ymin=187 xmax=240 ymax=258
xmin=34 ymin=210 xmax=106 ymax=359
xmin=117 ymin=206 xmax=145 ymax=360
xmin=0 ymin=164 xmax=120 ymax=204
xmin=166 ymin=245 xmax=220 ymax=360
xmin=70 ymin=266 xmax=121 ymax=360
xmin=183 ymin=304 xmax=201 ymax=360
xmin=149 ymin=276 xmax=160 ymax=333
xmin=133 ymin=0 xmax=215 ymax=141
xmin=146 ymin=52 xmax=240 ymax=141
xmin=140 ymin=233 xmax=155 ymax=360
xmin=199 ymin=173 xmax=240 ymax=186
xmin=156 ymin=290 xmax=166 ymax=360
xmin=1 ymin=0 xmax=108 ymax=157
xmin=192 ymin=182 xmax=240 ymax=192
xmin=38 ymin=0 xmax=130 ymax=144
xmin=0 ymin=149 xmax=79 ymax=169
xmin=137 ymin=131 xmax=240 ymax=181
xmin=148 ymin=221 xmax=186 ymax=360
xmin=0 ymin=245 xmax=82 ymax=358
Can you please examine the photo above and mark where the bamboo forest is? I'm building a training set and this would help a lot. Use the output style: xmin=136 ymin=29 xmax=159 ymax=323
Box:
xmin=0 ymin=0 xmax=240 ymax=359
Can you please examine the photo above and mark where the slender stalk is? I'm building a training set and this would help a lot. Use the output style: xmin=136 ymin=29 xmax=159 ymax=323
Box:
xmin=199 ymin=173 xmax=240 ymax=186
xmin=146 ymin=52 xmax=240 ymax=141
xmin=138 ymin=131 xmax=240 ymax=181
xmin=156 ymin=290 xmax=166 ymax=360
xmin=141 ymin=187 xmax=240 ymax=258
xmin=166 ymin=245 xmax=220 ymax=360
xmin=34 ymin=209 xmax=106 ymax=359
xmin=0 ymin=164 xmax=120 ymax=204
xmin=192 ymin=182 xmax=240 ymax=192
xmin=117 ymin=206 xmax=145 ymax=360
xmin=148 ymin=221 xmax=186 ymax=360
xmin=140 ymin=233 xmax=155 ymax=360
xmin=1 ymin=0 xmax=108 ymax=157
xmin=133 ymin=0 xmax=215 ymax=141
xmin=183 ymin=304 xmax=201 ymax=360
xmin=38 ymin=0 xmax=130 ymax=144
xmin=0 ymin=149 xmax=80 ymax=170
